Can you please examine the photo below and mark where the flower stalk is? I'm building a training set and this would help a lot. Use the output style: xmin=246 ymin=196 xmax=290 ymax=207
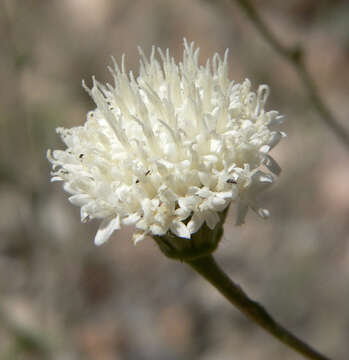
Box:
xmin=154 ymin=211 xmax=331 ymax=359
xmin=186 ymin=254 xmax=330 ymax=360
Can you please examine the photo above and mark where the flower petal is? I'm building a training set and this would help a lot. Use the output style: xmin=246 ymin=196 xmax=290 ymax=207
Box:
xmin=262 ymin=155 xmax=281 ymax=175
xmin=205 ymin=211 xmax=220 ymax=230
xmin=69 ymin=194 xmax=91 ymax=207
xmin=170 ymin=221 xmax=191 ymax=239
xmin=94 ymin=216 xmax=120 ymax=246
xmin=187 ymin=213 xmax=205 ymax=234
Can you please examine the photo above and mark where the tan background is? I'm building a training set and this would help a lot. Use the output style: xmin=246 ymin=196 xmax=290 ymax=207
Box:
xmin=1 ymin=0 xmax=349 ymax=359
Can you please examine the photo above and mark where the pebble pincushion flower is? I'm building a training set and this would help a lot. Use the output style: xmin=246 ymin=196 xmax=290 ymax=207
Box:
xmin=48 ymin=40 xmax=285 ymax=246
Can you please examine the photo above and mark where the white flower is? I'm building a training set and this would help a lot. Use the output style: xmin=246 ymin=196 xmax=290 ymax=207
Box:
xmin=48 ymin=39 xmax=285 ymax=245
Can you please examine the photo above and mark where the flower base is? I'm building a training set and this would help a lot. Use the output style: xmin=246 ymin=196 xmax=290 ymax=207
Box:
xmin=153 ymin=207 xmax=229 ymax=261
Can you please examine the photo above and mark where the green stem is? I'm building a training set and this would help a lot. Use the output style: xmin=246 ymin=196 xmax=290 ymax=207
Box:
xmin=186 ymin=255 xmax=331 ymax=360
xmin=233 ymin=0 xmax=349 ymax=149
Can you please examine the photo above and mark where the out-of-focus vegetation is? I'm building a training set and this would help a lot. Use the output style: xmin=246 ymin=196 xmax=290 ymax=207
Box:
xmin=1 ymin=0 xmax=349 ymax=359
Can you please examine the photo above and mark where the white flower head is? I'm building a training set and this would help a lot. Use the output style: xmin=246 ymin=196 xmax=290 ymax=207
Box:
xmin=48 ymin=39 xmax=285 ymax=245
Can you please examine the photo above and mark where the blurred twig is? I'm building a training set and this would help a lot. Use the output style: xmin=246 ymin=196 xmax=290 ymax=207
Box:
xmin=232 ymin=0 xmax=349 ymax=149
xmin=0 ymin=308 xmax=51 ymax=359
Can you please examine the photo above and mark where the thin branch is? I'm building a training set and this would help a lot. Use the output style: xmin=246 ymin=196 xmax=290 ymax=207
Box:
xmin=233 ymin=0 xmax=349 ymax=149
xmin=186 ymin=255 xmax=331 ymax=360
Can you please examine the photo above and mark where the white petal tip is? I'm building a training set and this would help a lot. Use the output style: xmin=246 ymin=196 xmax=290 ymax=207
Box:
xmin=94 ymin=216 xmax=120 ymax=246
xmin=170 ymin=222 xmax=191 ymax=239
xmin=257 ymin=208 xmax=270 ymax=219
xmin=133 ymin=231 xmax=147 ymax=244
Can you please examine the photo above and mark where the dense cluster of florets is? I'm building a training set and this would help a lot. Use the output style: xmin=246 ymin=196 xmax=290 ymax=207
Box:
xmin=48 ymin=40 xmax=284 ymax=245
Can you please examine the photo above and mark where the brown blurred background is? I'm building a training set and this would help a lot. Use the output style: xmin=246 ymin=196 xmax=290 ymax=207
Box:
xmin=1 ymin=0 xmax=349 ymax=359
